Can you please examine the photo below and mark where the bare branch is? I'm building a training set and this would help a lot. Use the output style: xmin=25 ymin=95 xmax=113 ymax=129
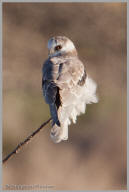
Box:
xmin=3 ymin=118 xmax=52 ymax=164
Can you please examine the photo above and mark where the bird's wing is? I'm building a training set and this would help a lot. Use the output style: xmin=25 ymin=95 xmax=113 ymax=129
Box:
xmin=42 ymin=59 xmax=61 ymax=126
xmin=51 ymin=57 xmax=85 ymax=89
xmin=49 ymin=57 xmax=86 ymax=106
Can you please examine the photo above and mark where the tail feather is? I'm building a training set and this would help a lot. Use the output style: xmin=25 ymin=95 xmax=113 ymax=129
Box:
xmin=50 ymin=123 xmax=68 ymax=143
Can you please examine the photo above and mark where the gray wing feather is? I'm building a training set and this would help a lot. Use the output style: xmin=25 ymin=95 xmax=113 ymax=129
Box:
xmin=51 ymin=57 xmax=85 ymax=88
xmin=42 ymin=59 xmax=61 ymax=126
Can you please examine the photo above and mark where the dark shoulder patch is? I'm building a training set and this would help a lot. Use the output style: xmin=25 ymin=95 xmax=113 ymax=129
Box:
xmin=78 ymin=69 xmax=87 ymax=86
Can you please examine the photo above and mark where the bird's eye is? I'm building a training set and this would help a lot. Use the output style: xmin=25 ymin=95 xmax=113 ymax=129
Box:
xmin=55 ymin=45 xmax=62 ymax=51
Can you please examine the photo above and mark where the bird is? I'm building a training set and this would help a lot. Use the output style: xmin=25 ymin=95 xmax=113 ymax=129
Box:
xmin=42 ymin=36 xmax=98 ymax=143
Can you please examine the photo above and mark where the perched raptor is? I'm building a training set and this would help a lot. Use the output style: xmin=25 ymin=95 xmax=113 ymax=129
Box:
xmin=42 ymin=36 xmax=98 ymax=143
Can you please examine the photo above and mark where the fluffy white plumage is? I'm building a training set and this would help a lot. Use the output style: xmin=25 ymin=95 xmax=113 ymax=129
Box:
xmin=42 ymin=36 xmax=98 ymax=143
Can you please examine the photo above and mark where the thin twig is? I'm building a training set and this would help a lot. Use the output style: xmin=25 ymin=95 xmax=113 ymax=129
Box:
xmin=3 ymin=117 xmax=52 ymax=164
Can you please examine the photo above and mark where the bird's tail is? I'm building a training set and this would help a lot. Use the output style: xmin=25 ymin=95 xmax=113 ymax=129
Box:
xmin=49 ymin=104 xmax=71 ymax=143
xmin=50 ymin=122 xmax=68 ymax=143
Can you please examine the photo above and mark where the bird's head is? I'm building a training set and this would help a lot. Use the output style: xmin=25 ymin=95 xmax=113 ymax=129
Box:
xmin=48 ymin=36 xmax=78 ymax=58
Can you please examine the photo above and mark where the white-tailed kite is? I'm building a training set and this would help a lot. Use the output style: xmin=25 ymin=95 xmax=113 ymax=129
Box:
xmin=42 ymin=36 xmax=98 ymax=143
